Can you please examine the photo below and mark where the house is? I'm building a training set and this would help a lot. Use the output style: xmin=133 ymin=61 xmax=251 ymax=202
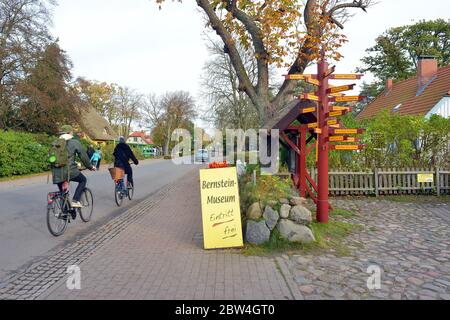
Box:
xmin=78 ymin=106 xmax=117 ymax=144
xmin=127 ymin=131 xmax=154 ymax=147
xmin=357 ymin=56 xmax=450 ymax=120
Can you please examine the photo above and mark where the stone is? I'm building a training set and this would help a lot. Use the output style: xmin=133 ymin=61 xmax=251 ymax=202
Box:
xmin=246 ymin=202 xmax=262 ymax=220
xmin=289 ymin=206 xmax=312 ymax=225
xmin=280 ymin=204 xmax=291 ymax=219
xmin=267 ymin=200 xmax=278 ymax=207
xmin=279 ymin=198 xmax=289 ymax=205
xmin=299 ymin=285 xmax=316 ymax=294
xmin=289 ymin=196 xmax=308 ymax=206
xmin=263 ymin=206 xmax=279 ymax=231
xmin=277 ymin=219 xmax=315 ymax=243
xmin=245 ymin=220 xmax=270 ymax=245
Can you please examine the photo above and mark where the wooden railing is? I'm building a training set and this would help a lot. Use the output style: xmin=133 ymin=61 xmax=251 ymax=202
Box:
xmin=276 ymin=168 xmax=450 ymax=196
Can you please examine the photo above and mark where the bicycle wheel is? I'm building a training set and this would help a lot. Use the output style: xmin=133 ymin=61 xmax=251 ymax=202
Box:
xmin=115 ymin=181 xmax=123 ymax=207
xmin=79 ymin=188 xmax=94 ymax=222
xmin=127 ymin=181 xmax=134 ymax=200
xmin=47 ymin=197 xmax=68 ymax=237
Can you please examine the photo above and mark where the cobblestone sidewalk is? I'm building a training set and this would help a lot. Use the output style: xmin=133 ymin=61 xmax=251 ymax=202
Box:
xmin=1 ymin=167 xmax=448 ymax=300
xmin=280 ymin=199 xmax=450 ymax=300
xmin=36 ymin=169 xmax=293 ymax=300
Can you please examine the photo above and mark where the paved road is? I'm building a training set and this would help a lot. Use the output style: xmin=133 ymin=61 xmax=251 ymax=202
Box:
xmin=0 ymin=158 xmax=200 ymax=281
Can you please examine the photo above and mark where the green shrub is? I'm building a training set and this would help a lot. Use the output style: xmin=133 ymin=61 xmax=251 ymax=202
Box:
xmin=0 ymin=130 xmax=53 ymax=177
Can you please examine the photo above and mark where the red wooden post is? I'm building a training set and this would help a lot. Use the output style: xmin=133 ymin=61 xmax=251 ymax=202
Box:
xmin=299 ymin=126 xmax=307 ymax=198
xmin=317 ymin=52 xmax=330 ymax=223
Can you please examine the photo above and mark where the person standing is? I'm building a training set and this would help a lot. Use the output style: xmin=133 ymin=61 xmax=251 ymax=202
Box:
xmin=87 ymin=144 xmax=95 ymax=160
xmin=96 ymin=146 xmax=102 ymax=170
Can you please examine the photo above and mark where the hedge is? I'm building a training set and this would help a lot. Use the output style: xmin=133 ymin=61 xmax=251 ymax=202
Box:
xmin=0 ymin=130 xmax=52 ymax=177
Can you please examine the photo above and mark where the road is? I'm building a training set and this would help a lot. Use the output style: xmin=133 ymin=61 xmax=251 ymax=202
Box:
xmin=0 ymin=158 xmax=200 ymax=281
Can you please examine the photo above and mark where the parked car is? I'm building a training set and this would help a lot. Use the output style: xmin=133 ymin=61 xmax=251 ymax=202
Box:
xmin=195 ymin=149 xmax=209 ymax=163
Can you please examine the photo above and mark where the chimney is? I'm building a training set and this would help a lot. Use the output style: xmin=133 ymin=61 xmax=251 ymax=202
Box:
xmin=386 ymin=79 xmax=393 ymax=91
xmin=417 ymin=56 xmax=438 ymax=89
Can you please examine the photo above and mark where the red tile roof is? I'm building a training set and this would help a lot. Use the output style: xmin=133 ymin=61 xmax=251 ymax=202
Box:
xmin=129 ymin=131 xmax=154 ymax=145
xmin=357 ymin=65 xmax=450 ymax=119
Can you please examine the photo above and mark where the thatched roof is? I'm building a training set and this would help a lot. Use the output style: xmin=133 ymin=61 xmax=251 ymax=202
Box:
xmin=78 ymin=106 xmax=117 ymax=141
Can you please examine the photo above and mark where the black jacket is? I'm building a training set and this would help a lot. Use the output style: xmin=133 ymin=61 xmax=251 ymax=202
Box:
xmin=113 ymin=143 xmax=139 ymax=170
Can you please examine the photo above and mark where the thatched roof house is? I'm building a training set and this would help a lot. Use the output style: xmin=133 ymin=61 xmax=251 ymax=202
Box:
xmin=78 ymin=106 xmax=117 ymax=142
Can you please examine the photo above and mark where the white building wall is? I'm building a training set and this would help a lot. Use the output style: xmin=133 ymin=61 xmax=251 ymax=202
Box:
xmin=426 ymin=97 xmax=450 ymax=119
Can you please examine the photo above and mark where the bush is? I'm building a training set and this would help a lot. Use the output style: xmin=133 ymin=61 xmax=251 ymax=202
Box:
xmin=0 ymin=130 xmax=53 ymax=177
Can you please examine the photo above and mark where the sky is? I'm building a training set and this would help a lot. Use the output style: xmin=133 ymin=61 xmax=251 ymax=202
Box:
xmin=51 ymin=0 xmax=450 ymax=130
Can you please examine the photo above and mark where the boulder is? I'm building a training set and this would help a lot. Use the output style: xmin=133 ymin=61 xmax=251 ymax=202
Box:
xmin=289 ymin=196 xmax=308 ymax=207
xmin=246 ymin=202 xmax=262 ymax=220
xmin=267 ymin=200 xmax=278 ymax=207
xmin=279 ymin=198 xmax=289 ymax=205
xmin=263 ymin=206 xmax=279 ymax=231
xmin=289 ymin=205 xmax=312 ymax=225
xmin=280 ymin=204 xmax=291 ymax=219
xmin=277 ymin=219 xmax=316 ymax=243
xmin=246 ymin=220 xmax=270 ymax=245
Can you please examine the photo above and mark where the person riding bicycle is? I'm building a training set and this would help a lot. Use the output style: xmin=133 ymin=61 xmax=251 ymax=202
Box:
xmin=113 ymin=136 xmax=139 ymax=187
xmin=52 ymin=125 xmax=96 ymax=208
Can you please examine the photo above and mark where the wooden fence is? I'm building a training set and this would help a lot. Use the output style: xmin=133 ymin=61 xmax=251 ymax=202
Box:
xmin=305 ymin=168 xmax=450 ymax=196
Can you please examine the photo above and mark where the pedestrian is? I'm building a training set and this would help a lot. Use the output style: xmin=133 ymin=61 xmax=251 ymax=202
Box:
xmin=87 ymin=144 xmax=95 ymax=160
xmin=96 ymin=146 xmax=102 ymax=170
xmin=90 ymin=149 xmax=101 ymax=168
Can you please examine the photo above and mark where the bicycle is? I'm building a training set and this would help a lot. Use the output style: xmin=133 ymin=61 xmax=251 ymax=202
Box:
xmin=46 ymin=181 xmax=94 ymax=237
xmin=114 ymin=175 xmax=134 ymax=207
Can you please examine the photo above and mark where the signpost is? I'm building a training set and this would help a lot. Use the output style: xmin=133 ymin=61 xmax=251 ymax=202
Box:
xmin=199 ymin=167 xmax=244 ymax=249
xmin=282 ymin=51 xmax=365 ymax=224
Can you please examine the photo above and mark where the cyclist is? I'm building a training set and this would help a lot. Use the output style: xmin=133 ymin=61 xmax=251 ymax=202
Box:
xmin=52 ymin=125 xmax=96 ymax=208
xmin=113 ymin=136 xmax=139 ymax=187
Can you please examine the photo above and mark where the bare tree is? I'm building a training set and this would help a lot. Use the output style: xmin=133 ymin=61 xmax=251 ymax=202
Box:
xmin=116 ymin=87 xmax=143 ymax=139
xmin=0 ymin=0 xmax=55 ymax=129
xmin=141 ymin=91 xmax=197 ymax=155
xmin=200 ymin=38 xmax=260 ymax=130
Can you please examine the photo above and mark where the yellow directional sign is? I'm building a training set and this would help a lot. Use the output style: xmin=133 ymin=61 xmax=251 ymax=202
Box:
xmin=301 ymin=107 xmax=316 ymax=114
xmin=300 ymin=93 xmax=320 ymax=101
xmin=330 ymin=145 xmax=364 ymax=151
xmin=329 ymin=136 xmax=346 ymax=142
xmin=285 ymin=74 xmax=317 ymax=80
xmin=308 ymin=119 xmax=338 ymax=129
xmin=327 ymin=84 xmax=355 ymax=94
xmin=332 ymin=96 xmax=364 ymax=103
xmin=199 ymin=167 xmax=244 ymax=250
xmin=331 ymin=129 xmax=364 ymax=135
xmin=328 ymin=110 xmax=346 ymax=117
xmin=330 ymin=74 xmax=363 ymax=80
xmin=314 ymin=128 xmax=322 ymax=134
xmin=332 ymin=106 xmax=352 ymax=112
xmin=305 ymin=77 xmax=320 ymax=86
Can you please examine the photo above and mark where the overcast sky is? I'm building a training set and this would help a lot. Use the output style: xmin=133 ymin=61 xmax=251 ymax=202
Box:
xmin=51 ymin=0 xmax=449 ymax=129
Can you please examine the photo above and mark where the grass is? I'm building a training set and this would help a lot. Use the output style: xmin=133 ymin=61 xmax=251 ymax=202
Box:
xmin=330 ymin=207 xmax=357 ymax=218
xmin=380 ymin=194 xmax=450 ymax=203
xmin=0 ymin=170 xmax=50 ymax=182
xmin=241 ymin=215 xmax=362 ymax=257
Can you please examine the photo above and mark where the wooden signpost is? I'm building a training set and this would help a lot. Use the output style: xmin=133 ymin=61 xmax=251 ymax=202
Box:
xmin=283 ymin=51 xmax=365 ymax=223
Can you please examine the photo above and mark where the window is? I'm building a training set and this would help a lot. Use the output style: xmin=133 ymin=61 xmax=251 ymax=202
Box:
xmin=392 ymin=104 xmax=402 ymax=113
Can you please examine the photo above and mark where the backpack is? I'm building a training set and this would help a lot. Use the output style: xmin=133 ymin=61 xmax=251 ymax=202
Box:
xmin=48 ymin=138 xmax=70 ymax=168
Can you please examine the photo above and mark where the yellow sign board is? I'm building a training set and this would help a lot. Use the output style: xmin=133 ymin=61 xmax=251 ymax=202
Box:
xmin=331 ymin=74 xmax=362 ymax=80
xmin=199 ymin=167 xmax=244 ymax=250
xmin=301 ymin=93 xmax=320 ymax=101
xmin=331 ymin=145 xmax=363 ymax=151
xmin=334 ymin=96 xmax=363 ymax=102
xmin=417 ymin=174 xmax=434 ymax=183
xmin=301 ymin=107 xmax=316 ymax=114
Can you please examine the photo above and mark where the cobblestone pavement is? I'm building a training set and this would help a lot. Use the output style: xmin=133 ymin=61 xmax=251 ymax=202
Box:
xmin=280 ymin=199 xmax=450 ymax=300
xmin=1 ymin=166 xmax=449 ymax=300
